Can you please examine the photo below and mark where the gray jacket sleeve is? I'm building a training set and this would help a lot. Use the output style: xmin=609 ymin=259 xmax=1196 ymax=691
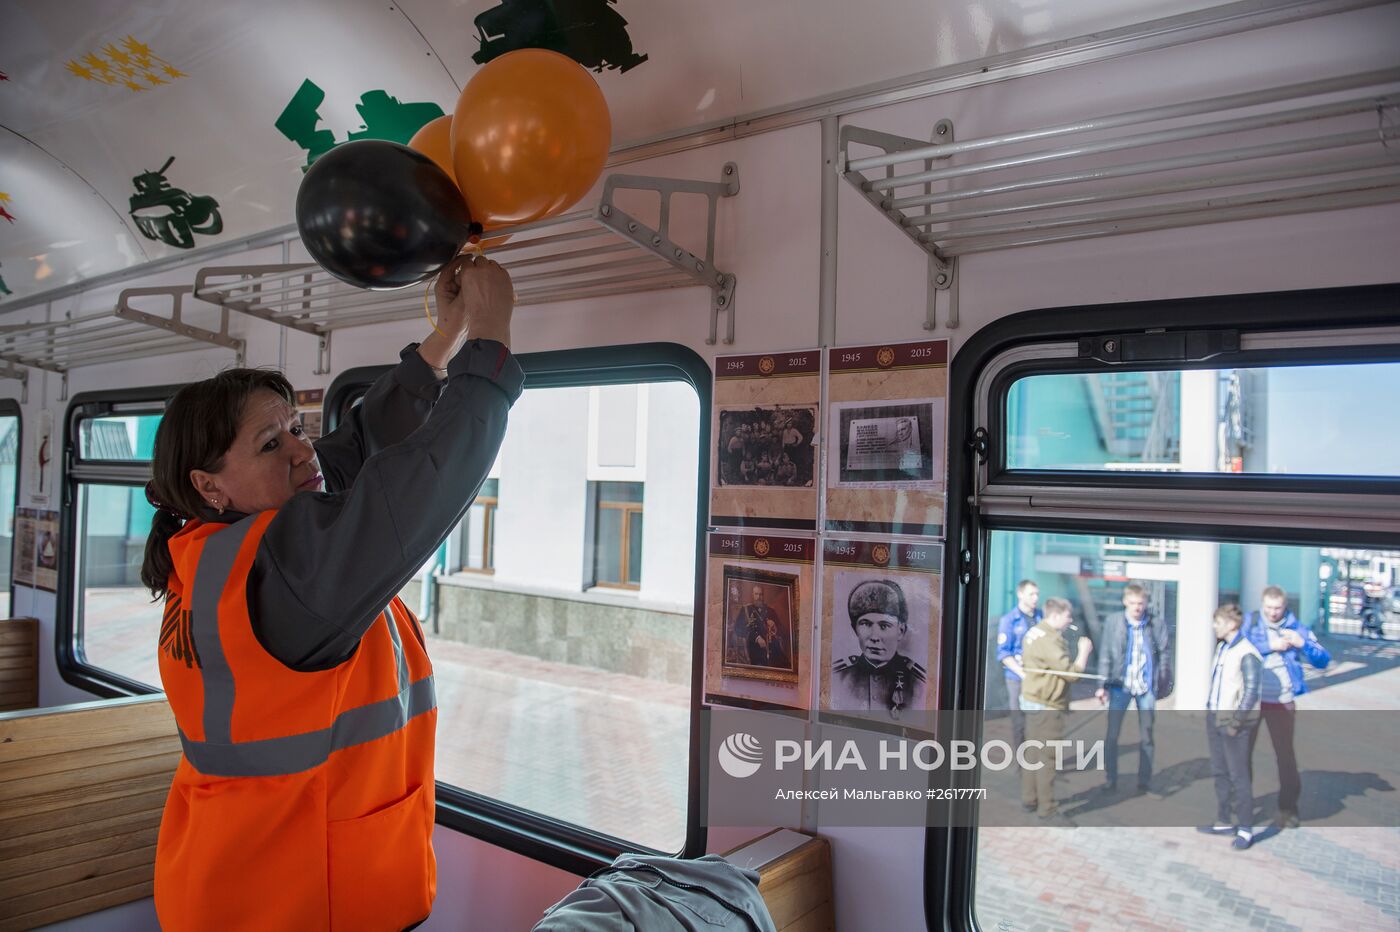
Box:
xmin=248 ymin=339 xmax=524 ymax=671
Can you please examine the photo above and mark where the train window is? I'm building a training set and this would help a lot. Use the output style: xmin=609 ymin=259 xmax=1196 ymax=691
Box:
xmin=942 ymin=292 xmax=1400 ymax=932
xmin=329 ymin=344 xmax=709 ymax=867
xmin=976 ymin=529 xmax=1397 ymax=931
xmin=1005 ymin=361 xmax=1400 ymax=476
xmin=78 ymin=412 xmax=161 ymax=462
xmin=59 ymin=395 xmax=170 ymax=695
xmin=0 ymin=405 xmax=19 ymax=615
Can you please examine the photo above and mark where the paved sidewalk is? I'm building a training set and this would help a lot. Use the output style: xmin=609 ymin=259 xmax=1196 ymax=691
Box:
xmin=976 ymin=634 xmax=1400 ymax=931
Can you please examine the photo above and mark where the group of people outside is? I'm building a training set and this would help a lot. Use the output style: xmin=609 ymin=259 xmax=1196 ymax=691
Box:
xmin=996 ymin=579 xmax=1330 ymax=850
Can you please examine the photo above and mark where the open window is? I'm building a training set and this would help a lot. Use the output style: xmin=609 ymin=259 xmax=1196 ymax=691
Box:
xmin=931 ymin=284 xmax=1400 ymax=931
xmin=326 ymin=342 xmax=711 ymax=873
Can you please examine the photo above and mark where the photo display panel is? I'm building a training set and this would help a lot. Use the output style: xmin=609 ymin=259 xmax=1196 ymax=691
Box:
xmin=710 ymin=350 xmax=821 ymax=531
xmin=705 ymin=532 xmax=816 ymax=710
xmin=825 ymin=340 xmax=949 ymax=538
xmin=819 ymin=538 xmax=943 ymax=723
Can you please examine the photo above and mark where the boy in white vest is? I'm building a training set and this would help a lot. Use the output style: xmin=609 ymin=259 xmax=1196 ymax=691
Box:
xmin=1204 ymin=603 xmax=1263 ymax=850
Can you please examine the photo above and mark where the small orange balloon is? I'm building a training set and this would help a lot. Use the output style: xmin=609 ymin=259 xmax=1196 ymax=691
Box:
xmin=408 ymin=115 xmax=458 ymax=185
xmin=452 ymin=48 xmax=612 ymax=227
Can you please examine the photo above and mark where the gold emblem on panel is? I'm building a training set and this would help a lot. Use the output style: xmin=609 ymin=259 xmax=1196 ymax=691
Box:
xmin=758 ymin=356 xmax=776 ymax=375
xmin=872 ymin=544 xmax=891 ymax=566
xmin=754 ymin=538 xmax=771 ymax=557
xmin=875 ymin=347 xmax=896 ymax=368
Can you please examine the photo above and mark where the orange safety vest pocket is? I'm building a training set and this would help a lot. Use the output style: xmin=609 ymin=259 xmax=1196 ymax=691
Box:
xmin=327 ymin=782 xmax=436 ymax=931
xmin=158 ymin=774 xmax=329 ymax=932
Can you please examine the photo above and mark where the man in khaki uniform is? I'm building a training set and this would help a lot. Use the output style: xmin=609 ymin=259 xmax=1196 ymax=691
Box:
xmin=1019 ymin=597 xmax=1093 ymax=818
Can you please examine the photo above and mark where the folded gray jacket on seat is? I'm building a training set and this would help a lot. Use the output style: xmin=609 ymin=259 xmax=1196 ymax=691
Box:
xmin=532 ymin=853 xmax=778 ymax=932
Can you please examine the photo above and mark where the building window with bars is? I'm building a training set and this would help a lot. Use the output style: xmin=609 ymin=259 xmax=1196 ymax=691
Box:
xmin=591 ymin=481 xmax=643 ymax=589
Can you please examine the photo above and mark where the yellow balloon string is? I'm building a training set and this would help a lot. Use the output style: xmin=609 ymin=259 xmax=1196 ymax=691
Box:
xmin=423 ymin=245 xmax=486 ymax=338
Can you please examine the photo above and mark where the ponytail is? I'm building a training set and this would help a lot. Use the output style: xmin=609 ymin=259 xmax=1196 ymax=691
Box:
xmin=141 ymin=481 xmax=187 ymax=600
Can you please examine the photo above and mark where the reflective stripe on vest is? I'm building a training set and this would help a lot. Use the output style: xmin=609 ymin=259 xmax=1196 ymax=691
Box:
xmin=179 ymin=514 xmax=437 ymax=778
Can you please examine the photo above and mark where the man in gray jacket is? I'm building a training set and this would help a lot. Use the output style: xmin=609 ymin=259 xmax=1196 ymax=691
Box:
xmin=1094 ymin=583 xmax=1173 ymax=793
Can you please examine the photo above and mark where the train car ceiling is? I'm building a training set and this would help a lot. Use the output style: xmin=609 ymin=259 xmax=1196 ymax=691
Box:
xmin=1 ymin=0 xmax=1292 ymax=305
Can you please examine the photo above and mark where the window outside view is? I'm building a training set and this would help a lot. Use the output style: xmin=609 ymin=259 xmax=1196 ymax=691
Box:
xmin=74 ymin=380 xmax=700 ymax=853
xmin=0 ymin=414 xmax=17 ymax=616
xmin=979 ymin=361 xmax=1400 ymax=932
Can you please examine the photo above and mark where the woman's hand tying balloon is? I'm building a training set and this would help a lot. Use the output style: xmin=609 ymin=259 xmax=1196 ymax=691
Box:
xmin=436 ymin=253 xmax=514 ymax=347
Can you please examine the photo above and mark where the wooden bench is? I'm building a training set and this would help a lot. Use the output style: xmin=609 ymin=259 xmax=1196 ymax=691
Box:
xmin=0 ymin=694 xmax=180 ymax=931
xmin=0 ymin=619 xmax=39 ymax=713
xmin=726 ymin=829 xmax=835 ymax=931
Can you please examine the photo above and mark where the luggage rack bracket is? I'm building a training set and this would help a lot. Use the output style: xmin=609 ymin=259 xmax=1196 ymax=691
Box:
xmin=840 ymin=68 xmax=1400 ymax=334
xmin=193 ymin=165 xmax=742 ymax=372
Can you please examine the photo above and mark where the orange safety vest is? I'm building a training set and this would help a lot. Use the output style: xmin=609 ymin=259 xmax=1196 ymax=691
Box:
xmin=155 ymin=513 xmax=438 ymax=931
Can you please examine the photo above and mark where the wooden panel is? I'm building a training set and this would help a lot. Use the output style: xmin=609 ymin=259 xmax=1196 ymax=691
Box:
xmin=0 ymin=826 xmax=160 ymax=882
xmin=0 ymin=620 xmax=36 ymax=714
xmin=2 ymin=844 xmax=157 ymax=899
xmin=2 ymin=880 xmax=155 ymax=932
xmin=0 ymin=787 xmax=168 ymax=839
xmin=725 ymin=830 xmax=835 ymax=932
xmin=0 ymin=695 xmax=177 ymax=929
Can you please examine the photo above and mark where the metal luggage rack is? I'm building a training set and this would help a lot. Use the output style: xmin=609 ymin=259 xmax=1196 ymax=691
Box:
xmin=194 ymin=165 xmax=741 ymax=373
xmin=840 ymin=68 xmax=1400 ymax=330
xmin=0 ymin=286 xmax=244 ymax=400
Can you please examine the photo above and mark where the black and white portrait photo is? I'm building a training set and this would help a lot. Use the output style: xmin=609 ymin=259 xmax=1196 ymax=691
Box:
xmin=827 ymin=571 xmax=934 ymax=717
xmin=716 ymin=405 xmax=817 ymax=488
xmin=829 ymin=399 xmax=944 ymax=488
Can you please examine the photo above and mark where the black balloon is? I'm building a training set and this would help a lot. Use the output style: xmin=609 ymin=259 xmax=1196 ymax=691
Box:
xmin=295 ymin=140 xmax=475 ymax=290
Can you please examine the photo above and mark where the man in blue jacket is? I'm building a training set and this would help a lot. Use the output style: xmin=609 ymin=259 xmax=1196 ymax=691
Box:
xmin=996 ymin=580 xmax=1041 ymax=749
xmin=1244 ymin=584 xmax=1331 ymax=828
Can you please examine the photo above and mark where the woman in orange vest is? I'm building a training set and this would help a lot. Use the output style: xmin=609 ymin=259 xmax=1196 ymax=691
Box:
xmin=140 ymin=255 xmax=520 ymax=931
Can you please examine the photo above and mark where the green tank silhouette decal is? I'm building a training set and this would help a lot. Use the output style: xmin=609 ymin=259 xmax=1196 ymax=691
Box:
xmin=472 ymin=0 xmax=648 ymax=73
xmin=127 ymin=157 xmax=224 ymax=249
xmin=275 ymin=79 xmax=444 ymax=171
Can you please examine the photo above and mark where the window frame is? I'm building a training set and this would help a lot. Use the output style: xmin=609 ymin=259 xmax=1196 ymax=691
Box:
xmin=326 ymin=341 xmax=712 ymax=876
xmin=589 ymin=480 xmax=644 ymax=590
xmin=458 ymin=480 xmax=498 ymax=575
xmin=929 ymin=282 xmax=1400 ymax=932
xmin=0 ymin=399 xmax=22 ymax=615
xmin=56 ymin=385 xmax=181 ymax=698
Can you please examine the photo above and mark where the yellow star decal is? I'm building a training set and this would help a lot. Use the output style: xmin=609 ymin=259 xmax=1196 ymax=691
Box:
xmin=122 ymin=36 xmax=154 ymax=59
xmin=103 ymin=43 xmax=132 ymax=66
xmin=0 ymin=192 xmax=11 ymax=203
xmin=144 ymin=71 xmax=167 ymax=86
xmin=82 ymin=52 xmax=111 ymax=73
xmin=116 ymin=63 xmax=136 ymax=77
xmin=162 ymin=64 xmax=187 ymax=79
xmin=123 ymin=79 xmax=146 ymax=92
xmin=66 ymin=60 xmax=96 ymax=81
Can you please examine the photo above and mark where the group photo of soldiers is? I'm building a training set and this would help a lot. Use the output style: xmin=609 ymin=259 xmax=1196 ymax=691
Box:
xmin=716 ymin=405 xmax=817 ymax=488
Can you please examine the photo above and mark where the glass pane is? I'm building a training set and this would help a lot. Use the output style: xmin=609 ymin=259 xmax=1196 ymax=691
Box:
xmin=479 ymin=478 xmax=499 ymax=499
xmin=597 ymin=480 xmax=644 ymax=503
xmin=1006 ymin=361 xmax=1400 ymax=475
xmin=78 ymin=483 xmax=161 ymax=687
xmin=977 ymin=528 xmax=1399 ymax=931
xmin=627 ymin=510 xmax=643 ymax=585
xmin=594 ymin=504 xmax=624 ymax=585
xmin=393 ymin=381 xmax=698 ymax=851
xmin=0 ymin=415 xmax=16 ymax=615
xmin=79 ymin=414 xmax=161 ymax=461
xmin=462 ymin=504 xmax=488 ymax=571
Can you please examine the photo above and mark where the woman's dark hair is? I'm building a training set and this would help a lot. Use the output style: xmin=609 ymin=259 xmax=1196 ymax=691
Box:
xmin=141 ymin=369 xmax=295 ymax=599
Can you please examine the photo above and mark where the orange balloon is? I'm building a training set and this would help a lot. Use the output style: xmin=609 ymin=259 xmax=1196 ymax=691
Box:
xmin=452 ymin=49 xmax=612 ymax=227
xmin=407 ymin=115 xmax=458 ymax=186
